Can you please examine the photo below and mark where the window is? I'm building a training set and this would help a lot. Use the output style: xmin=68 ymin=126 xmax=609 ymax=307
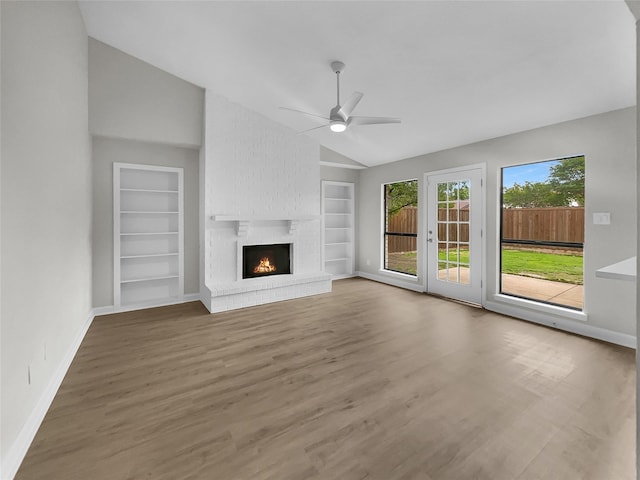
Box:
xmin=500 ymin=156 xmax=585 ymax=310
xmin=383 ymin=180 xmax=418 ymax=275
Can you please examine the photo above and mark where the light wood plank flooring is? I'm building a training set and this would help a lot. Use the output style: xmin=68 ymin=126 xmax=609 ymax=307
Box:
xmin=16 ymin=278 xmax=635 ymax=479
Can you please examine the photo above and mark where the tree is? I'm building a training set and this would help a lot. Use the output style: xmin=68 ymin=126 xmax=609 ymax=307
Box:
xmin=437 ymin=181 xmax=469 ymax=204
xmin=502 ymin=181 xmax=559 ymax=208
xmin=548 ymin=156 xmax=585 ymax=206
xmin=503 ymin=157 xmax=584 ymax=208
xmin=386 ymin=180 xmax=418 ymax=217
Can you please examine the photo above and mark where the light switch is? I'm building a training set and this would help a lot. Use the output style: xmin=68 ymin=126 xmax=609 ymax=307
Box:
xmin=593 ymin=212 xmax=611 ymax=225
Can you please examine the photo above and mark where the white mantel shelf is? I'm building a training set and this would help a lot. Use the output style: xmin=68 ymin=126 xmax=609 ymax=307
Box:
xmin=595 ymin=256 xmax=636 ymax=282
xmin=211 ymin=215 xmax=319 ymax=236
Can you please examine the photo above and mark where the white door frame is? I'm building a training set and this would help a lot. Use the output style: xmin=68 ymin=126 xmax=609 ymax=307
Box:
xmin=422 ymin=163 xmax=486 ymax=306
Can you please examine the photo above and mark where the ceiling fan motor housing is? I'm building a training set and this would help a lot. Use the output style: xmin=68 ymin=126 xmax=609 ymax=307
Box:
xmin=330 ymin=61 xmax=345 ymax=74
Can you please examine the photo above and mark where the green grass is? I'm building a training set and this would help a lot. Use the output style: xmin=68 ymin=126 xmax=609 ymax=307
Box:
xmin=500 ymin=249 xmax=583 ymax=285
xmin=438 ymin=249 xmax=470 ymax=264
xmin=389 ymin=248 xmax=583 ymax=284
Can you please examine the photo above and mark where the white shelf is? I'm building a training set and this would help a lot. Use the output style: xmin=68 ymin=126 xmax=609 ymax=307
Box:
xmin=114 ymin=163 xmax=184 ymax=307
xmin=120 ymin=232 xmax=179 ymax=236
xmin=121 ymin=253 xmax=179 ymax=259
xmin=121 ymin=211 xmax=179 ymax=214
xmin=121 ymin=274 xmax=180 ymax=284
xmin=322 ymin=181 xmax=355 ymax=278
xmin=595 ymin=256 xmax=636 ymax=281
xmin=120 ymin=188 xmax=178 ymax=194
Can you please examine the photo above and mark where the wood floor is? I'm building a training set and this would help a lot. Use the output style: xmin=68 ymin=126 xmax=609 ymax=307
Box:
xmin=16 ymin=278 xmax=635 ymax=479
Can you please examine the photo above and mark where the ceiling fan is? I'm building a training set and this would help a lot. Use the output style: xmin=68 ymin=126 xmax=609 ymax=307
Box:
xmin=280 ymin=61 xmax=401 ymax=134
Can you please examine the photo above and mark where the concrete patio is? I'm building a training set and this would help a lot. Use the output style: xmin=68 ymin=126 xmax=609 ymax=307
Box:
xmin=438 ymin=268 xmax=583 ymax=309
xmin=501 ymin=273 xmax=583 ymax=309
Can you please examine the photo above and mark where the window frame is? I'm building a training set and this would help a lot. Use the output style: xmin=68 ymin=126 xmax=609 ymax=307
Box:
xmin=499 ymin=156 xmax=585 ymax=311
xmin=382 ymin=179 xmax=418 ymax=277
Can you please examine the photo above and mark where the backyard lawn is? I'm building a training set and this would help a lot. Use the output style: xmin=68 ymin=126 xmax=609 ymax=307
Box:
xmin=387 ymin=248 xmax=583 ymax=284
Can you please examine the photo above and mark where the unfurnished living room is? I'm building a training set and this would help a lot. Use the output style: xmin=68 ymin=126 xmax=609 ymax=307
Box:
xmin=2 ymin=1 xmax=640 ymax=479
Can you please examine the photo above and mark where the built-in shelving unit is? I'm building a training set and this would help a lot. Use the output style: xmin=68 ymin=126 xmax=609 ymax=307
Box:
xmin=321 ymin=181 xmax=355 ymax=278
xmin=114 ymin=163 xmax=184 ymax=307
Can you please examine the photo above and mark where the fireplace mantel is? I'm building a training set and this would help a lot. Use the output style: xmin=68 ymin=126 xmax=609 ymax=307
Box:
xmin=211 ymin=214 xmax=319 ymax=236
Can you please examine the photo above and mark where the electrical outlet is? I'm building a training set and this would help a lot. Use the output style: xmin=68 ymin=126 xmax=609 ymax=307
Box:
xmin=366 ymin=259 xmax=371 ymax=266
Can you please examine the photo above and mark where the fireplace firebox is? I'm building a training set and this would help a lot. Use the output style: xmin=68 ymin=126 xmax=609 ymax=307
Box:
xmin=242 ymin=243 xmax=292 ymax=279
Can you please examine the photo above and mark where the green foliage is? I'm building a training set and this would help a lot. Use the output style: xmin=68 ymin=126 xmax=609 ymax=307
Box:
xmin=548 ymin=156 xmax=585 ymax=206
xmin=437 ymin=181 xmax=470 ymax=203
xmin=386 ymin=180 xmax=418 ymax=217
xmin=502 ymin=181 xmax=559 ymax=208
xmin=503 ymin=156 xmax=585 ymax=208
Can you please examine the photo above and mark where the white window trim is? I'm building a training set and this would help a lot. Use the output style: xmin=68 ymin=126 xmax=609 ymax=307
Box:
xmin=492 ymin=293 xmax=587 ymax=322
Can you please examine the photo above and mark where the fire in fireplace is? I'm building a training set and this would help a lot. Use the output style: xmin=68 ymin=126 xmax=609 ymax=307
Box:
xmin=243 ymin=243 xmax=291 ymax=279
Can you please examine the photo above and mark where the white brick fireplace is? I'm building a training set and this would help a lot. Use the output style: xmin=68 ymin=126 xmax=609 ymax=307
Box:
xmin=201 ymin=92 xmax=331 ymax=313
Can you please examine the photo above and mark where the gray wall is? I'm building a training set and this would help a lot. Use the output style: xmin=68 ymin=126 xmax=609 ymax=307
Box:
xmin=89 ymin=38 xmax=204 ymax=307
xmin=92 ymin=138 xmax=200 ymax=307
xmin=1 ymin=1 xmax=92 ymax=475
xmin=89 ymin=38 xmax=203 ymax=148
xmin=358 ymin=107 xmax=636 ymax=338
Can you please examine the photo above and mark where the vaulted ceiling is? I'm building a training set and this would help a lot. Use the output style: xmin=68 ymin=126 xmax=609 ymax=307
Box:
xmin=79 ymin=1 xmax=636 ymax=167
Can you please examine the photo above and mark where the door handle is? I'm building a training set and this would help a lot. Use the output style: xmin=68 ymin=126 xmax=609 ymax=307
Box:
xmin=427 ymin=238 xmax=433 ymax=243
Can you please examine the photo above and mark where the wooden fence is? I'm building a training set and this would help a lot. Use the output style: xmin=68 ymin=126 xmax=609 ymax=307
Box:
xmin=387 ymin=207 xmax=418 ymax=253
xmin=502 ymin=207 xmax=584 ymax=244
xmin=387 ymin=206 xmax=584 ymax=253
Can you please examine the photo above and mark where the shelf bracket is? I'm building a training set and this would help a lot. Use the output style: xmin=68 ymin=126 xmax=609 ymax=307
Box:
xmin=288 ymin=220 xmax=299 ymax=236
xmin=236 ymin=220 xmax=250 ymax=237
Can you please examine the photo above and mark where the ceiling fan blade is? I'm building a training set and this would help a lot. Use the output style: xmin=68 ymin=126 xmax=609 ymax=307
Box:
xmin=279 ymin=107 xmax=329 ymax=121
xmin=297 ymin=124 xmax=329 ymax=135
xmin=348 ymin=116 xmax=401 ymax=126
xmin=337 ymin=91 xmax=364 ymax=118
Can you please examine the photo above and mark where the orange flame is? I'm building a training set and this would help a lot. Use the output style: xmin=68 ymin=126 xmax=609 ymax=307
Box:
xmin=254 ymin=257 xmax=276 ymax=274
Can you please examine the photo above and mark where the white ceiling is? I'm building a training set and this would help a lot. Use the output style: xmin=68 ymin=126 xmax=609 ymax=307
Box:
xmin=79 ymin=1 xmax=636 ymax=167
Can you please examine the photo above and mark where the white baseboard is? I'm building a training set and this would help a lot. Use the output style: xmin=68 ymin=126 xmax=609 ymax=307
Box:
xmin=3 ymin=309 xmax=95 ymax=480
xmin=484 ymin=299 xmax=637 ymax=349
xmin=92 ymin=294 xmax=202 ymax=316
xmin=356 ymin=271 xmax=425 ymax=293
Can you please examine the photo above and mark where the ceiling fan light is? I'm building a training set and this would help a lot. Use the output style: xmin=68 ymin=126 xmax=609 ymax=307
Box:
xmin=330 ymin=120 xmax=347 ymax=133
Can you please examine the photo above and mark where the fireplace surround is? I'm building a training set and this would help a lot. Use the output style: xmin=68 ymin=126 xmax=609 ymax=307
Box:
xmin=204 ymin=216 xmax=332 ymax=313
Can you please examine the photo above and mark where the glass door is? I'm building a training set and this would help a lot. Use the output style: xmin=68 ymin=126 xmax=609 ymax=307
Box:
xmin=426 ymin=168 xmax=482 ymax=304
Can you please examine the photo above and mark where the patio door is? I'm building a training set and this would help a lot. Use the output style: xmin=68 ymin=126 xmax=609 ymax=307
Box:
xmin=426 ymin=167 xmax=483 ymax=305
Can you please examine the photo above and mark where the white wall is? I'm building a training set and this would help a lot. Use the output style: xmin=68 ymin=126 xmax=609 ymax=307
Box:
xmin=92 ymin=138 xmax=200 ymax=307
xmin=89 ymin=38 xmax=204 ymax=309
xmin=89 ymin=38 xmax=203 ymax=148
xmin=204 ymin=91 xmax=321 ymax=285
xmin=320 ymin=145 xmax=367 ymax=169
xmin=1 ymin=2 xmax=92 ymax=478
xmin=358 ymin=107 xmax=636 ymax=342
